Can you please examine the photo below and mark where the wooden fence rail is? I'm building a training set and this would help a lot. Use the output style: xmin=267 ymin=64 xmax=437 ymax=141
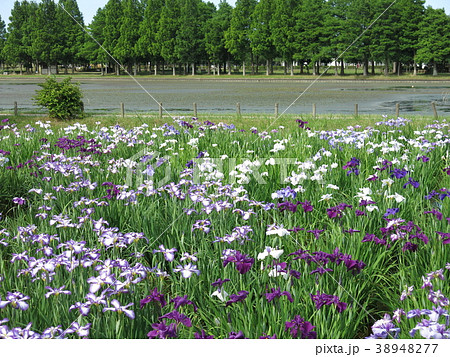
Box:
xmin=6 ymin=101 xmax=442 ymax=119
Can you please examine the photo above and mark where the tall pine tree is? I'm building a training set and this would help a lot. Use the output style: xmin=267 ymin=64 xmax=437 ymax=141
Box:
xmin=250 ymin=0 xmax=276 ymax=75
xmin=204 ymin=1 xmax=233 ymax=75
xmin=57 ymin=0 xmax=85 ymax=74
xmin=156 ymin=0 xmax=180 ymax=75
xmin=225 ymin=0 xmax=257 ymax=75
xmin=103 ymin=0 xmax=124 ymax=75
xmin=136 ymin=0 xmax=164 ymax=74
xmin=116 ymin=0 xmax=143 ymax=75
xmin=416 ymin=7 xmax=450 ymax=75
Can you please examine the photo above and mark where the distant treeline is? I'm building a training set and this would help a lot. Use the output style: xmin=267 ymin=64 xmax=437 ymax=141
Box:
xmin=0 ymin=0 xmax=449 ymax=76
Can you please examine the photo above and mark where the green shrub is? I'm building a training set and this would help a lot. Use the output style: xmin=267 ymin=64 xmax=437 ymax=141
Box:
xmin=33 ymin=76 xmax=84 ymax=120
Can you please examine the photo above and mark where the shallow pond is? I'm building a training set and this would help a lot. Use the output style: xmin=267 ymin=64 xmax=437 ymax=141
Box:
xmin=0 ymin=77 xmax=449 ymax=116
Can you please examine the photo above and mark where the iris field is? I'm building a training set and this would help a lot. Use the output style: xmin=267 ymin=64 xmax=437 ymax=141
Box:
xmin=0 ymin=115 xmax=449 ymax=339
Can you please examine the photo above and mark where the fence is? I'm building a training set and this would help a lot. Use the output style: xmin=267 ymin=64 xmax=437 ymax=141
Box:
xmin=6 ymin=100 xmax=444 ymax=119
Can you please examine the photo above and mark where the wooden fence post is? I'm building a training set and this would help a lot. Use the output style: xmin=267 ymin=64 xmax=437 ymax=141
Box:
xmin=159 ymin=102 xmax=163 ymax=119
xmin=236 ymin=102 xmax=241 ymax=117
xmin=354 ymin=103 xmax=359 ymax=117
xmin=312 ymin=103 xmax=316 ymax=118
xmin=275 ymin=103 xmax=279 ymax=117
xmin=193 ymin=102 xmax=197 ymax=117
xmin=431 ymin=102 xmax=438 ymax=118
xmin=395 ymin=103 xmax=400 ymax=118
xmin=120 ymin=102 xmax=125 ymax=118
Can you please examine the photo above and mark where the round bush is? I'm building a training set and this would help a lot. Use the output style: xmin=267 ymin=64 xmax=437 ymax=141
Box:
xmin=33 ymin=76 xmax=84 ymax=120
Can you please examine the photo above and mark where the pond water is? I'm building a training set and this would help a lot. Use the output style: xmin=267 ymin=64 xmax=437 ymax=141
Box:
xmin=0 ymin=77 xmax=449 ymax=116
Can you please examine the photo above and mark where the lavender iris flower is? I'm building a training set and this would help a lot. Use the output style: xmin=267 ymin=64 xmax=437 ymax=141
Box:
xmin=0 ymin=292 xmax=30 ymax=310
xmin=102 ymin=299 xmax=135 ymax=319
xmin=173 ymin=263 xmax=200 ymax=278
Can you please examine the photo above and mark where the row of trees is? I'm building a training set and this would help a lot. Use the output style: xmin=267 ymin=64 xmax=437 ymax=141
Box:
xmin=0 ymin=0 xmax=449 ymax=76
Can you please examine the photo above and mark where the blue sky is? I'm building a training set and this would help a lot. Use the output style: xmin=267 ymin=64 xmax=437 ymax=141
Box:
xmin=1 ymin=0 xmax=449 ymax=26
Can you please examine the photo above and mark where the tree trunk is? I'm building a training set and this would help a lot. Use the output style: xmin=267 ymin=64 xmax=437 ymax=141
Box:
xmin=397 ymin=62 xmax=401 ymax=76
xmin=116 ymin=63 xmax=120 ymax=76
xmin=340 ymin=60 xmax=345 ymax=76
xmin=101 ymin=63 xmax=104 ymax=76
xmin=433 ymin=61 xmax=438 ymax=76
xmin=384 ymin=57 xmax=389 ymax=76
xmin=207 ymin=61 xmax=211 ymax=75
xmin=371 ymin=60 xmax=375 ymax=75
xmin=192 ymin=62 xmax=195 ymax=76
xmin=227 ymin=60 xmax=231 ymax=75
xmin=251 ymin=53 xmax=254 ymax=75
xmin=266 ymin=59 xmax=270 ymax=76
xmin=290 ymin=60 xmax=294 ymax=76
xmin=363 ymin=58 xmax=369 ymax=76
xmin=313 ymin=62 xmax=318 ymax=76
xmin=19 ymin=63 xmax=23 ymax=75
xmin=133 ymin=61 xmax=137 ymax=76
xmin=284 ymin=61 xmax=287 ymax=75
xmin=242 ymin=60 xmax=245 ymax=76
xmin=173 ymin=63 xmax=176 ymax=76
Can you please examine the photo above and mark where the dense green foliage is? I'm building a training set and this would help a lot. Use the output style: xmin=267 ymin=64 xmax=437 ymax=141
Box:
xmin=0 ymin=0 xmax=449 ymax=75
xmin=33 ymin=76 xmax=84 ymax=120
xmin=0 ymin=116 xmax=449 ymax=339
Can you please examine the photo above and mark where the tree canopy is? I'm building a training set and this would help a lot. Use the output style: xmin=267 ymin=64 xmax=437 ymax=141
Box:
xmin=0 ymin=0 xmax=449 ymax=76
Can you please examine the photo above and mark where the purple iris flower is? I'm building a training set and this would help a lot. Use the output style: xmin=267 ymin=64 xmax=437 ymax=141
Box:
xmin=296 ymin=119 xmax=309 ymax=129
xmin=194 ymin=330 xmax=214 ymax=339
xmin=278 ymin=201 xmax=298 ymax=213
xmin=285 ymin=315 xmax=317 ymax=339
xmin=298 ymin=200 xmax=313 ymax=212
xmin=310 ymin=291 xmax=348 ymax=313
xmin=64 ymin=322 xmax=92 ymax=338
xmin=152 ymin=245 xmax=177 ymax=262
xmin=265 ymin=287 xmax=293 ymax=303
xmin=0 ymin=292 xmax=30 ymax=310
xmin=403 ymin=177 xmax=420 ymax=189
xmin=223 ymin=251 xmax=254 ymax=274
xmin=44 ymin=285 xmax=71 ymax=298
xmin=307 ymin=229 xmax=325 ymax=239
xmin=424 ymin=209 xmax=443 ymax=221
xmin=140 ymin=287 xmax=167 ymax=308
xmin=310 ymin=266 xmax=333 ymax=275
xmin=390 ymin=168 xmax=408 ymax=179
xmin=12 ymin=197 xmax=26 ymax=205
xmin=383 ymin=208 xmax=399 ymax=218
xmin=211 ymin=278 xmax=230 ymax=288
xmin=160 ymin=310 xmax=192 ymax=327
xmin=225 ymin=290 xmax=249 ymax=307
xmin=228 ymin=331 xmax=247 ymax=339
xmin=147 ymin=321 xmax=177 ymax=339
xmin=170 ymin=295 xmax=198 ymax=312
xmin=343 ymin=157 xmax=360 ymax=169
xmin=69 ymin=301 xmax=91 ymax=316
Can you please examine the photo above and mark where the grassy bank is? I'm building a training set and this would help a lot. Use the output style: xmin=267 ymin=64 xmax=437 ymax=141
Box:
xmin=1 ymin=112 xmax=445 ymax=132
